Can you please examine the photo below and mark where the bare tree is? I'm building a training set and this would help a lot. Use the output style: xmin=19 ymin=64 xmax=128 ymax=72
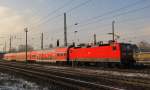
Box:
xmin=49 ymin=44 xmax=53 ymax=48
xmin=138 ymin=41 xmax=150 ymax=52
xmin=11 ymin=48 xmax=17 ymax=53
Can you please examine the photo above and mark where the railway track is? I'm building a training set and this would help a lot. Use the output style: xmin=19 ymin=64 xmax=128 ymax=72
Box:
xmin=0 ymin=61 xmax=150 ymax=90
xmin=24 ymin=61 xmax=150 ymax=74
xmin=0 ymin=61 xmax=124 ymax=90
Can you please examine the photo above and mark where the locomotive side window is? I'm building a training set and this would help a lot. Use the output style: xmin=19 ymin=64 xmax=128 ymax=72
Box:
xmin=112 ymin=46 xmax=117 ymax=50
xmin=122 ymin=44 xmax=132 ymax=52
xmin=32 ymin=55 xmax=36 ymax=58
xmin=121 ymin=44 xmax=133 ymax=57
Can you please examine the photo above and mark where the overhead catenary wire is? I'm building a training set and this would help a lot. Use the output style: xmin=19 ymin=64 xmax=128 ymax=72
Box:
xmin=22 ymin=16 xmax=148 ymax=49
xmin=3 ymin=0 xmax=149 ymax=50
xmin=39 ymin=16 xmax=149 ymax=45
xmin=65 ymin=0 xmax=92 ymax=13
xmin=77 ymin=13 xmax=150 ymax=32
xmin=77 ymin=4 xmax=150 ymax=28
xmin=10 ymin=6 xmax=150 ymax=48
xmin=45 ymin=4 xmax=150 ymax=35
xmin=31 ymin=0 xmax=93 ymax=28
xmin=79 ymin=0 xmax=146 ymax=24
xmin=41 ymin=0 xmax=147 ymax=33
xmin=31 ymin=0 xmax=74 ymax=27
xmin=31 ymin=0 xmax=146 ymax=38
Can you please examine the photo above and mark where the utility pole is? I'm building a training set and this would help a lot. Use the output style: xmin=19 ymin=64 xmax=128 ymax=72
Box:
xmin=24 ymin=28 xmax=28 ymax=62
xmin=64 ymin=13 xmax=67 ymax=46
xmin=41 ymin=32 xmax=43 ymax=50
xmin=9 ymin=36 xmax=11 ymax=53
xmin=94 ymin=34 xmax=97 ymax=45
xmin=112 ymin=20 xmax=115 ymax=42
xmin=4 ymin=41 xmax=6 ymax=52
xmin=74 ymin=31 xmax=78 ymax=46
xmin=57 ymin=39 xmax=59 ymax=47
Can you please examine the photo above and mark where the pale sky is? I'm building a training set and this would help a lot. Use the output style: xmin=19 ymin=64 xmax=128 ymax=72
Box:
xmin=0 ymin=0 xmax=150 ymax=51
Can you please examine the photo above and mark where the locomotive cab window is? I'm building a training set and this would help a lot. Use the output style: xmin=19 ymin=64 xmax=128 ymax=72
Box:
xmin=122 ymin=44 xmax=132 ymax=52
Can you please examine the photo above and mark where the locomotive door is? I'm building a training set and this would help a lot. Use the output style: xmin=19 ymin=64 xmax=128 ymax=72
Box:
xmin=120 ymin=44 xmax=134 ymax=64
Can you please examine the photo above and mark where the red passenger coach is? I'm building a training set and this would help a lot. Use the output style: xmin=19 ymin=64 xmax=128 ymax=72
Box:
xmin=4 ymin=53 xmax=16 ymax=61
xmin=30 ymin=51 xmax=39 ymax=61
xmin=54 ymin=48 xmax=67 ymax=62
xmin=29 ymin=48 xmax=67 ymax=63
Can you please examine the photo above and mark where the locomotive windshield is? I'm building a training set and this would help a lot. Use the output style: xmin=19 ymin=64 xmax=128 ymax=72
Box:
xmin=120 ymin=43 xmax=136 ymax=64
xmin=122 ymin=44 xmax=139 ymax=53
xmin=121 ymin=44 xmax=133 ymax=52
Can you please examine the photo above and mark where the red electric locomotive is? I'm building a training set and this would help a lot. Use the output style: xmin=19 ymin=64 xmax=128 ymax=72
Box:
xmin=3 ymin=42 xmax=136 ymax=65
xmin=68 ymin=42 xmax=135 ymax=65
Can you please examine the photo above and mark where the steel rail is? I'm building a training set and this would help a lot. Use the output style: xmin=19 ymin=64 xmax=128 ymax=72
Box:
xmin=0 ymin=61 xmax=150 ymax=87
xmin=0 ymin=63 xmax=124 ymax=90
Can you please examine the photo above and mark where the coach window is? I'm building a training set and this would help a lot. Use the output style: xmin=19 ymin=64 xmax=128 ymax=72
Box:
xmin=64 ymin=53 xmax=66 ymax=56
xmin=32 ymin=55 xmax=36 ymax=58
xmin=49 ymin=56 xmax=52 ymax=60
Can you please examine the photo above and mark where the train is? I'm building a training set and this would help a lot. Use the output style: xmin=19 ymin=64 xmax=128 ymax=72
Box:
xmin=2 ymin=41 xmax=137 ymax=66
xmin=0 ymin=52 xmax=5 ymax=59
